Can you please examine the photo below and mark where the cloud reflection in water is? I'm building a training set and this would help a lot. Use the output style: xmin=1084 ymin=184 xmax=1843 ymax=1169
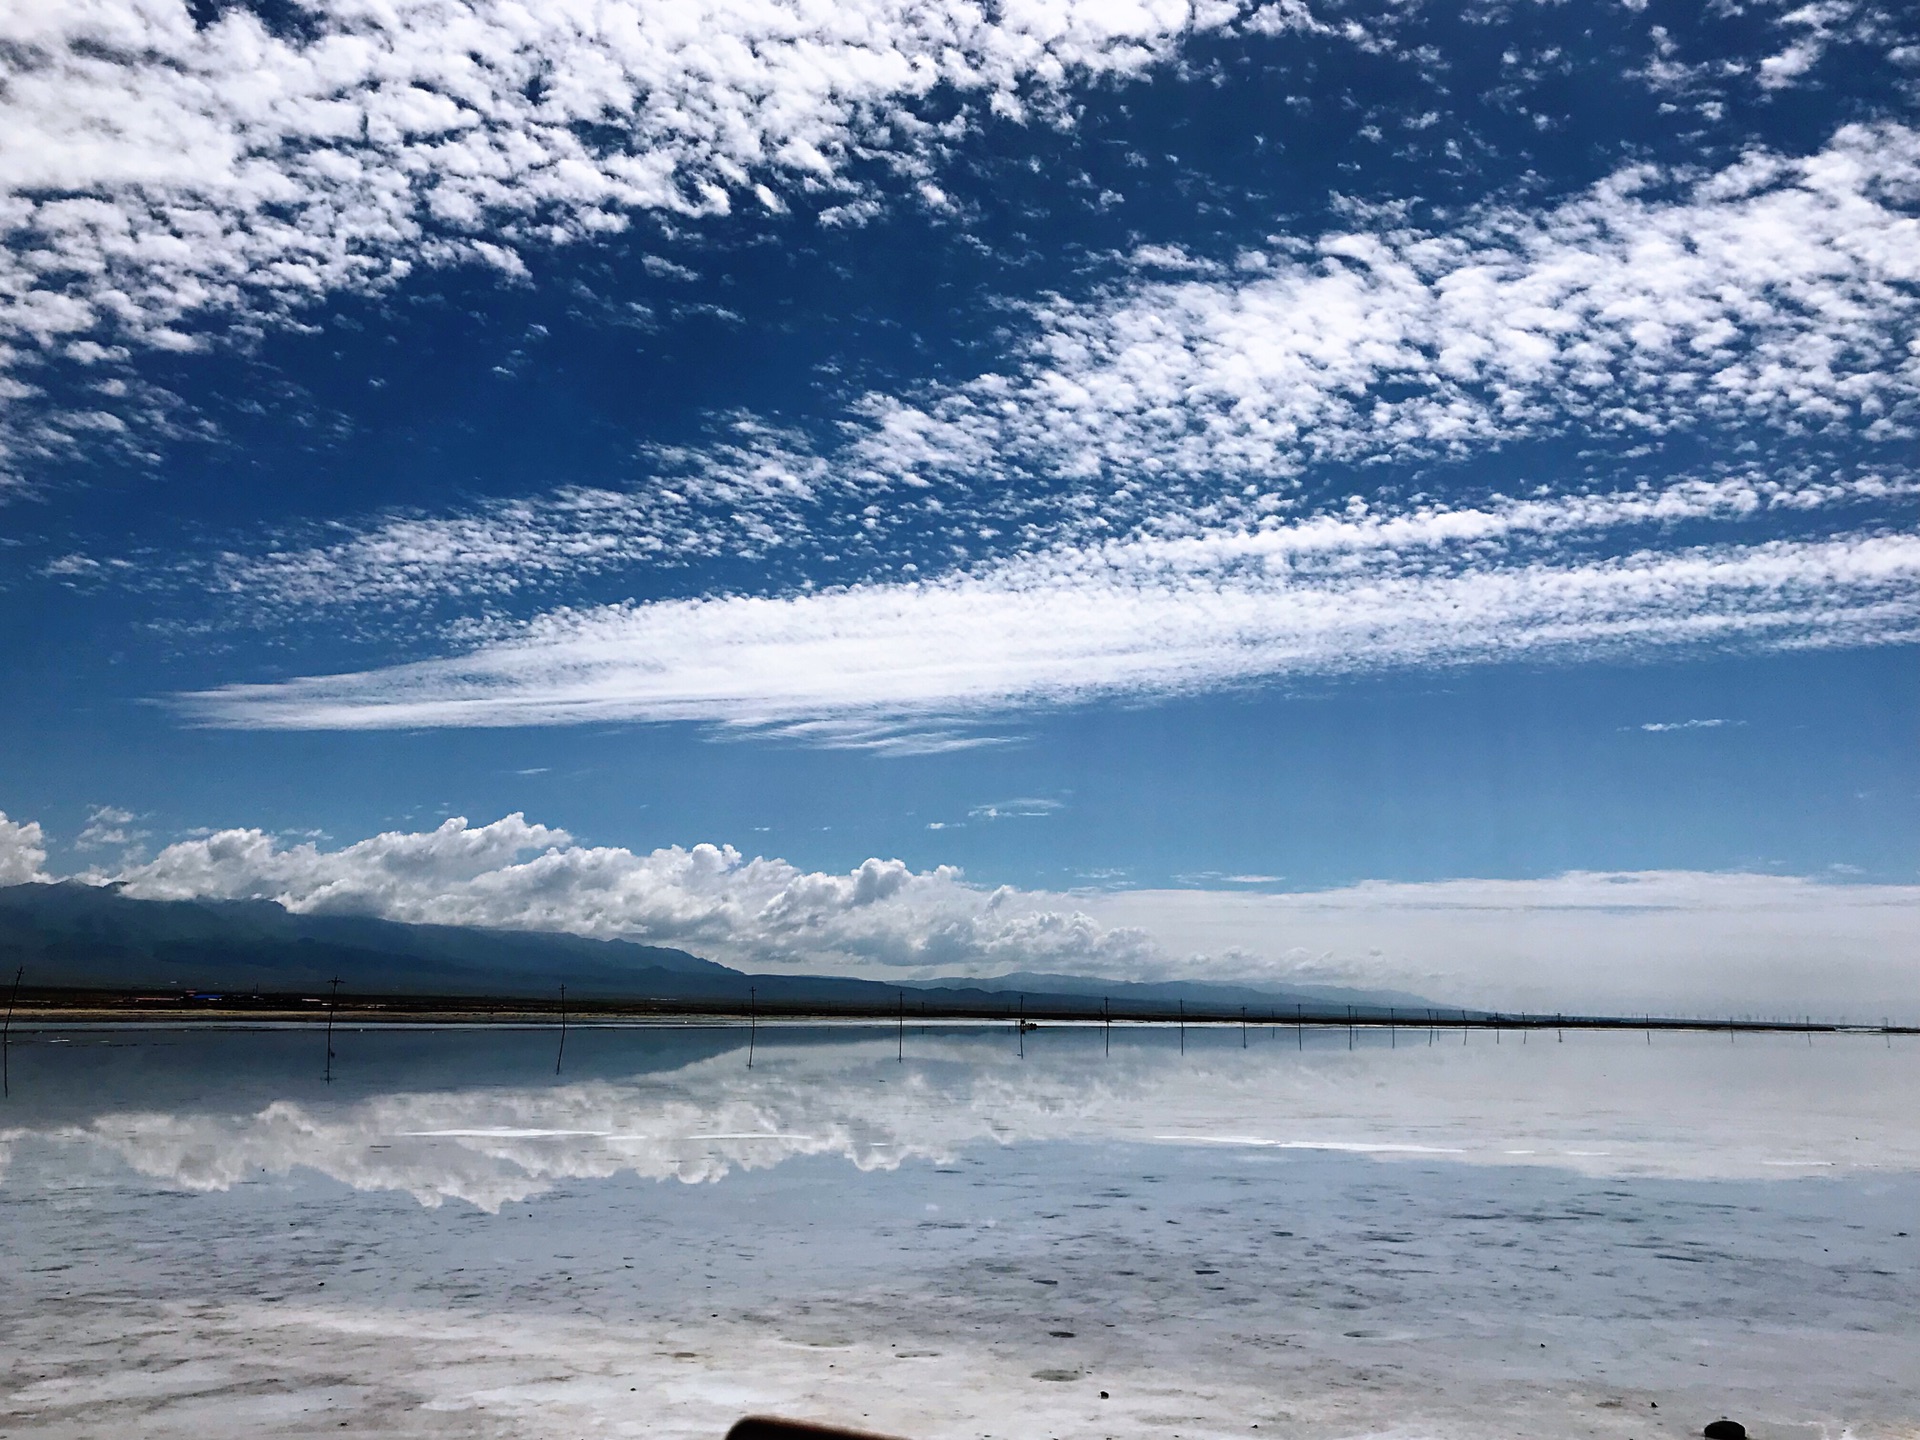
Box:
xmin=8 ymin=1028 xmax=1919 ymax=1211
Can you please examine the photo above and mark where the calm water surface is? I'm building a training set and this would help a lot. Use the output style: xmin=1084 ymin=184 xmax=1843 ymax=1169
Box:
xmin=1 ymin=1022 xmax=1915 ymax=1439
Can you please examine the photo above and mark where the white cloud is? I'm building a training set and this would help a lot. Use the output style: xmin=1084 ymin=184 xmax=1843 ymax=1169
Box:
xmin=112 ymin=813 xmax=1157 ymax=975
xmin=7 ymin=807 xmax=1914 ymax=1011
xmin=854 ymin=123 xmax=1920 ymax=494
xmin=192 ymin=417 xmax=847 ymax=619
xmin=64 ymin=811 xmax=1920 ymax=1013
xmin=182 ymin=123 xmax=1920 ymax=629
xmin=186 ymin=456 xmax=1920 ymax=629
xmin=0 ymin=811 xmax=50 ymax=885
xmin=0 ymin=0 xmax=1273 ymax=484
xmin=968 ymin=798 xmax=1063 ymax=820
xmin=1634 ymin=718 xmax=1741 ymax=732
xmin=1754 ymin=0 xmax=1883 ymax=91
xmin=1081 ymin=871 xmax=1920 ymax=1016
xmin=75 ymin=804 xmax=149 ymax=852
xmin=175 ymin=523 xmax=1920 ymax=738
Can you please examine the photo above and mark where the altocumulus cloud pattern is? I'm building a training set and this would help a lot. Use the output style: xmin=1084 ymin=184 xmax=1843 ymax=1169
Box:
xmin=4 ymin=0 xmax=1914 ymax=745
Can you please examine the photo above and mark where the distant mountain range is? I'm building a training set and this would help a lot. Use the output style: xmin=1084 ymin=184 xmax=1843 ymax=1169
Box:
xmin=0 ymin=881 xmax=1437 ymax=1016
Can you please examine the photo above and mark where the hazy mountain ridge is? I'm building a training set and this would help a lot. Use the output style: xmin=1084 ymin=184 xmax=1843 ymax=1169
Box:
xmin=0 ymin=881 xmax=1435 ymax=1014
xmin=0 ymin=881 xmax=726 ymax=996
xmin=908 ymin=971 xmax=1447 ymax=1014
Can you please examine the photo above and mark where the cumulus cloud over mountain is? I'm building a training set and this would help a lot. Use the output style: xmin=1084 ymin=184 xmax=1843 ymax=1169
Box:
xmin=0 ymin=812 xmax=50 ymax=885
xmin=111 ymin=813 xmax=1159 ymax=975
xmin=0 ymin=808 xmax=1904 ymax=1013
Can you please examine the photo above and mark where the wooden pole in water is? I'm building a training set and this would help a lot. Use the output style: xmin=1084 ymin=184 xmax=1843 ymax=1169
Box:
xmin=2 ymin=965 xmax=21 ymax=1100
xmin=1242 ymin=1006 xmax=1248 ymax=1049
xmin=1427 ymin=1008 xmax=1434 ymax=1046
xmin=1019 ymin=994 xmax=1025 ymax=1059
xmin=554 ymin=983 xmax=568 ymax=1075
xmin=748 ymin=987 xmax=756 ymax=1069
xmin=1104 ymin=997 xmax=1110 ymax=1056
xmin=1179 ymin=999 xmax=1185 ymax=1055
xmin=324 ymin=976 xmax=341 ymax=1084
xmin=1389 ymin=1008 xmax=1395 ymax=1049
xmin=1296 ymin=1003 xmax=1303 ymax=1051
xmin=898 ymin=990 xmax=904 ymax=1063
xmin=1347 ymin=1005 xmax=1354 ymax=1051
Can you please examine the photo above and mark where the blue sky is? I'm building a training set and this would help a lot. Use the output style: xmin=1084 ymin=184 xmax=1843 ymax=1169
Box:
xmin=2 ymin=0 xmax=1918 ymax=1010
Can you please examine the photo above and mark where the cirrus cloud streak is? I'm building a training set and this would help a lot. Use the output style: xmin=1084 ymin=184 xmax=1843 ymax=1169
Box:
xmin=177 ymin=523 xmax=1920 ymax=741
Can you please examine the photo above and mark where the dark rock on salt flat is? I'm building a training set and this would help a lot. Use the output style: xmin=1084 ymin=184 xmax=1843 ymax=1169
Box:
xmin=1704 ymin=1419 xmax=1746 ymax=1439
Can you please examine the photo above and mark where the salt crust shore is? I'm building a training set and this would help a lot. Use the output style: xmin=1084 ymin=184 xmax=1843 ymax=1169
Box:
xmin=2 ymin=1030 xmax=1917 ymax=1439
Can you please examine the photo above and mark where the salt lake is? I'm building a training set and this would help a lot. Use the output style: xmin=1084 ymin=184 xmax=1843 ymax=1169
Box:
xmin=2 ymin=1022 xmax=1915 ymax=1439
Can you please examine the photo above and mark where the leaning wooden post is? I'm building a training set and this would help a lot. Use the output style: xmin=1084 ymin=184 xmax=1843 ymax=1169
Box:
xmin=324 ymin=976 xmax=341 ymax=1084
xmin=2 ymin=966 xmax=22 ymax=1100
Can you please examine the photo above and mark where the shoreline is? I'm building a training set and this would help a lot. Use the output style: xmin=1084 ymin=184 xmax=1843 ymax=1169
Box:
xmin=3 ymin=987 xmax=1914 ymax=1035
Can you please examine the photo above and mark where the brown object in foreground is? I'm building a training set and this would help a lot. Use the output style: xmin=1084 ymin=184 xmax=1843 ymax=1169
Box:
xmin=728 ymin=1417 xmax=910 ymax=1440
